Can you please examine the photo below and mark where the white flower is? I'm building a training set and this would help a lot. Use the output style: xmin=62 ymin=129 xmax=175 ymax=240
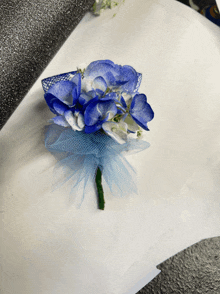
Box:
xmin=64 ymin=110 xmax=85 ymax=131
xmin=102 ymin=121 xmax=128 ymax=144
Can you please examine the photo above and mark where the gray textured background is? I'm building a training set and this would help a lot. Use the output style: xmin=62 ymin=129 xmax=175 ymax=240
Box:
xmin=137 ymin=237 xmax=220 ymax=293
xmin=0 ymin=0 xmax=94 ymax=128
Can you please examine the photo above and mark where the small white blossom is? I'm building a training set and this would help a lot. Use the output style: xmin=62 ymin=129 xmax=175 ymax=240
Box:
xmin=102 ymin=121 xmax=128 ymax=144
xmin=65 ymin=110 xmax=85 ymax=131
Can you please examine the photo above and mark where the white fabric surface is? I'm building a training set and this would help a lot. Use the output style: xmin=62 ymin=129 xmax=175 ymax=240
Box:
xmin=1 ymin=0 xmax=220 ymax=293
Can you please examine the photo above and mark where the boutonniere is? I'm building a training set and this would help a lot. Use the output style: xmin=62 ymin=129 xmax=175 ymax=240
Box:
xmin=42 ymin=60 xmax=154 ymax=210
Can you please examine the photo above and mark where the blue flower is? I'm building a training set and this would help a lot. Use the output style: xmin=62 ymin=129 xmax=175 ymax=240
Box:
xmin=82 ymin=59 xmax=142 ymax=95
xmin=43 ymin=60 xmax=154 ymax=142
xmin=44 ymin=73 xmax=85 ymax=131
xmin=44 ymin=73 xmax=81 ymax=113
xmin=129 ymin=94 xmax=154 ymax=131
xmin=84 ymin=97 xmax=118 ymax=133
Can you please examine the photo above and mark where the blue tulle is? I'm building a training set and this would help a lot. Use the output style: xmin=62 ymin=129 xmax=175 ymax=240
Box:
xmin=45 ymin=124 xmax=150 ymax=207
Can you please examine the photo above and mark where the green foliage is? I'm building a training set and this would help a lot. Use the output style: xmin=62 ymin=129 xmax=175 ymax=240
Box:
xmin=137 ymin=128 xmax=142 ymax=138
xmin=92 ymin=0 xmax=122 ymax=15
xmin=77 ymin=68 xmax=85 ymax=78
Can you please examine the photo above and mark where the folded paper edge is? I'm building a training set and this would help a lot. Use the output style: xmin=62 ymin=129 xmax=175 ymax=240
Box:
xmin=123 ymin=268 xmax=161 ymax=294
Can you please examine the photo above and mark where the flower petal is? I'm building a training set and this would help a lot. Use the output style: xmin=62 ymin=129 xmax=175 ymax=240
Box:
xmin=78 ymin=92 xmax=92 ymax=106
xmin=84 ymin=123 xmax=102 ymax=134
xmin=87 ymin=90 xmax=97 ymax=98
xmin=117 ymin=65 xmax=142 ymax=94
xmin=120 ymin=95 xmax=127 ymax=108
xmin=44 ymin=94 xmax=60 ymax=114
xmin=98 ymin=100 xmax=117 ymax=120
xmin=84 ymin=60 xmax=120 ymax=87
xmin=46 ymin=81 xmax=75 ymax=105
xmin=84 ymin=100 xmax=101 ymax=126
xmin=51 ymin=116 xmax=69 ymax=127
xmin=117 ymin=108 xmax=124 ymax=115
xmin=104 ymin=71 xmax=116 ymax=85
xmin=41 ymin=71 xmax=77 ymax=93
xmin=71 ymin=73 xmax=81 ymax=97
xmin=92 ymin=76 xmax=107 ymax=92
xmin=85 ymin=60 xmax=118 ymax=78
xmin=52 ymin=100 xmax=69 ymax=115
xmin=102 ymin=121 xmax=128 ymax=144
xmin=95 ymin=88 xmax=105 ymax=98
xmin=72 ymin=86 xmax=78 ymax=106
xmin=82 ymin=96 xmax=99 ymax=112
xmin=130 ymin=94 xmax=154 ymax=130
xmin=64 ymin=110 xmax=82 ymax=131
xmin=84 ymin=60 xmax=142 ymax=94
xmin=77 ymin=113 xmax=85 ymax=129
xmin=84 ymin=100 xmax=117 ymax=126
xmin=122 ymin=92 xmax=132 ymax=105
xmin=102 ymin=92 xmax=118 ymax=103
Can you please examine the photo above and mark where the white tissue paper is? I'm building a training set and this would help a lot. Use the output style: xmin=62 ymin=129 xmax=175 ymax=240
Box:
xmin=1 ymin=0 xmax=220 ymax=293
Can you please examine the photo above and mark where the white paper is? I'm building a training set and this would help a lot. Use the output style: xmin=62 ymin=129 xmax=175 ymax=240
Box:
xmin=1 ymin=0 xmax=220 ymax=293
xmin=123 ymin=268 xmax=161 ymax=294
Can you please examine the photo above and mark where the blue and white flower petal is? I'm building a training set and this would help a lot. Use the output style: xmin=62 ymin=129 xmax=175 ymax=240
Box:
xmin=84 ymin=60 xmax=119 ymax=82
xmin=117 ymin=65 xmax=141 ymax=94
xmin=82 ymin=96 xmax=99 ymax=112
xmin=84 ymin=100 xmax=101 ymax=126
xmin=92 ymin=76 xmax=108 ymax=93
xmin=77 ymin=112 xmax=85 ymax=129
xmin=87 ymin=90 xmax=97 ymax=98
xmin=79 ymin=90 xmax=97 ymax=107
xmin=52 ymin=100 xmax=69 ymax=115
xmin=84 ymin=60 xmax=141 ymax=94
xmin=102 ymin=121 xmax=128 ymax=144
xmin=121 ymin=92 xmax=132 ymax=105
xmin=72 ymin=87 xmax=78 ymax=106
xmin=84 ymin=112 xmax=111 ymax=133
xmin=78 ymin=92 xmax=92 ymax=106
xmin=104 ymin=71 xmax=116 ymax=85
xmin=116 ymin=104 xmax=126 ymax=114
xmin=46 ymin=80 xmax=76 ymax=106
xmin=117 ymin=108 xmax=124 ymax=115
xmin=64 ymin=110 xmax=83 ymax=131
xmin=84 ymin=99 xmax=117 ymax=126
xmin=44 ymin=93 xmax=59 ymax=114
xmin=71 ymin=73 xmax=81 ymax=97
xmin=120 ymin=95 xmax=127 ymax=108
xmin=129 ymin=94 xmax=154 ymax=131
xmin=95 ymin=88 xmax=105 ymax=98
xmin=98 ymin=100 xmax=118 ymax=120
xmin=84 ymin=121 xmax=103 ymax=134
xmin=101 ymin=92 xmax=119 ymax=103
xmin=50 ymin=115 xmax=69 ymax=127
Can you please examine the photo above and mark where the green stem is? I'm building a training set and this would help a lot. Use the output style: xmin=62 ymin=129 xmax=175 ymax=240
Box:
xmin=95 ymin=167 xmax=105 ymax=210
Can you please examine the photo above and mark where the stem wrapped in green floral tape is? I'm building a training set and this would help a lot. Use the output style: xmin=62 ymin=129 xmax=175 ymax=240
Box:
xmin=95 ymin=167 xmax=105 ymax=210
